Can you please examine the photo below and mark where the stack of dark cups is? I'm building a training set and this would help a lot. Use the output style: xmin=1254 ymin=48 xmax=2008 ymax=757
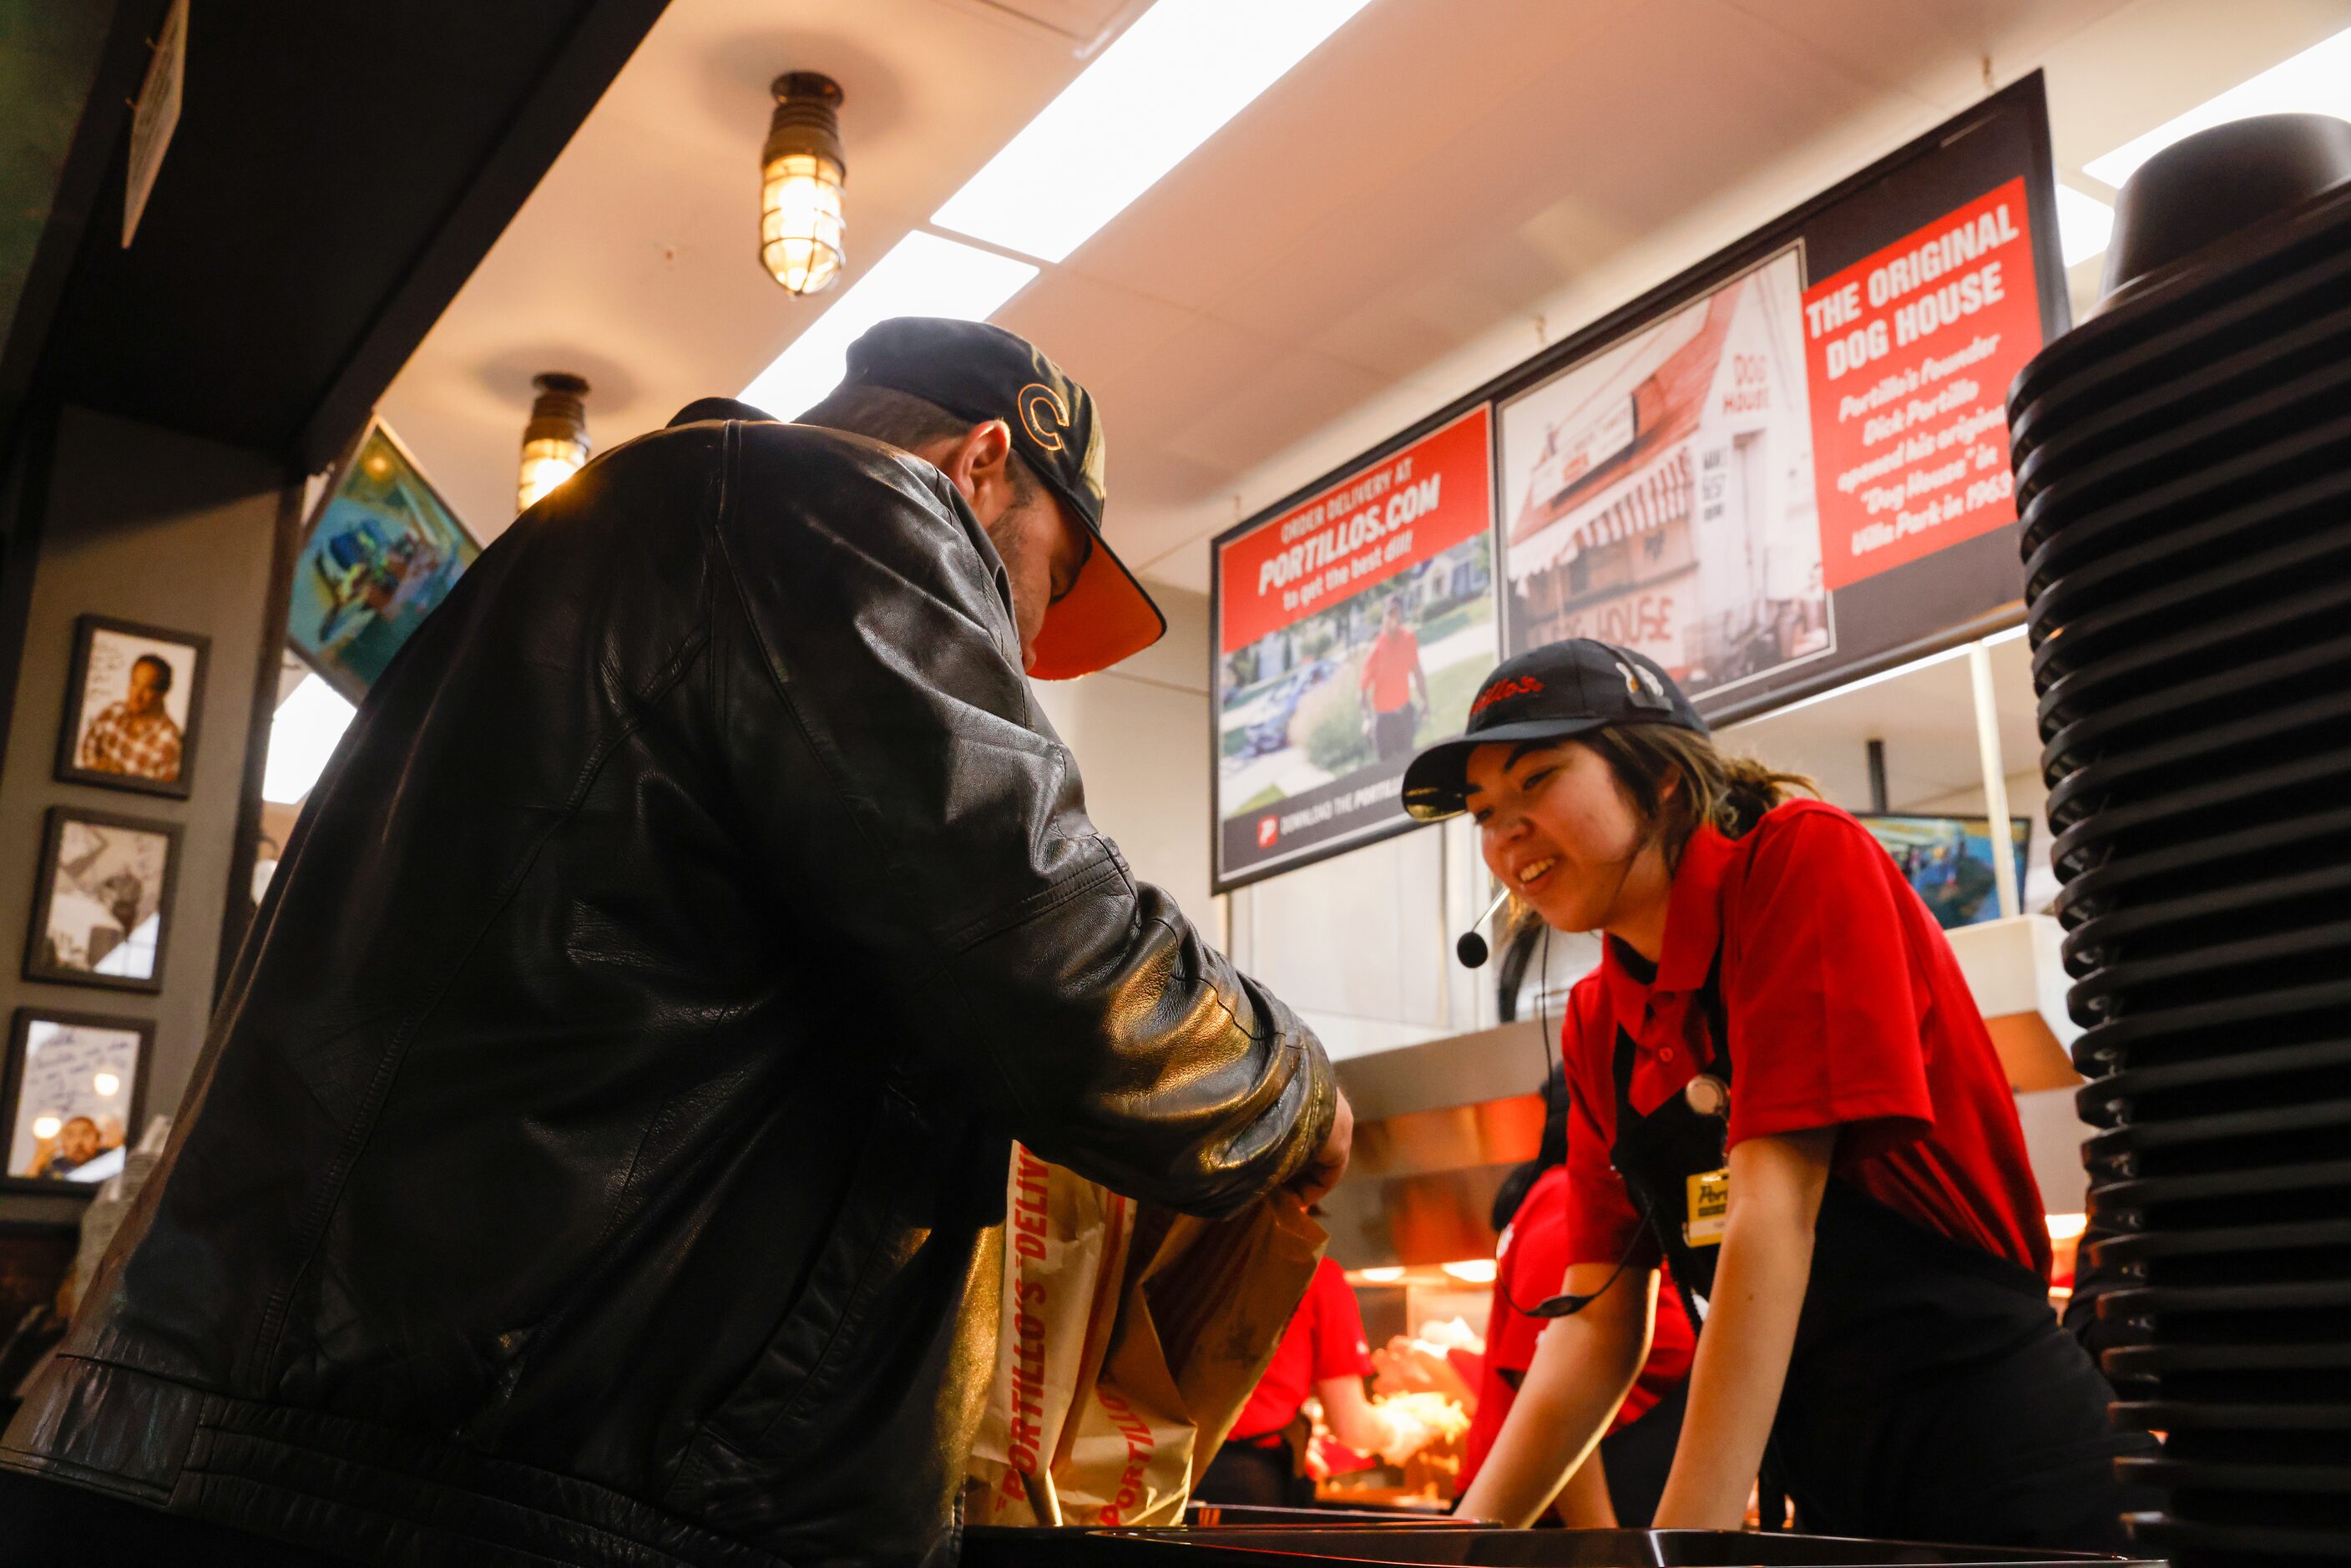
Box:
xmin=2009 ymin=114 xmax=2351 ymax=1568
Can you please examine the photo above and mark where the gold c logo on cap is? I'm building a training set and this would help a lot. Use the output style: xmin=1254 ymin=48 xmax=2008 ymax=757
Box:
xmin=1019 ymin=382 xmax=1069 ymax=453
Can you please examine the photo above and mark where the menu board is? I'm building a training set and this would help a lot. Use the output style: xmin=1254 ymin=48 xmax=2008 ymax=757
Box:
xmin=1211 ymin=74 xmax=2065 ymax=891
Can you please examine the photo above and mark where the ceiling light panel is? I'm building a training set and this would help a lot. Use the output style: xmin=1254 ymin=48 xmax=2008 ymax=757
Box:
xmin=739 ymin=231 xmax=1039 ymax=418
xmin=2053 ymin=185 xmax=2115 ymax=268
xmin=2085 ymin=24 xmax=2351 ymax=190
xmin=931 ymin=0 xmax=1374 ymax=263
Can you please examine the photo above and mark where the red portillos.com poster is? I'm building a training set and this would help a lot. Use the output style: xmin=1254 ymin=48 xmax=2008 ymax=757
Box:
xmin=1213 ymin=407 xmax=1496 ymax=882
xmin=1803 ymin=177 xmax=2043 ymax=590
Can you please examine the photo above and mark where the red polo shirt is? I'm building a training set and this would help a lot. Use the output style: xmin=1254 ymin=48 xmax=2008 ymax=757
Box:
xmin=1459 ymin=1166 xmax=1696 ymax=1489
xmin=1560 ymin=800 xmax=2050 ymax=1282
xmin=1232 ymin=1256 xmax=1374 ymax=1441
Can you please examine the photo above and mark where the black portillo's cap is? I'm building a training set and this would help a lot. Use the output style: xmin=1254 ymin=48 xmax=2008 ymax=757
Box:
xmin=841 ymin=316 xmax=1164 ymax=679
xmin=1401 ymin=640 xmax=1706 ymax=821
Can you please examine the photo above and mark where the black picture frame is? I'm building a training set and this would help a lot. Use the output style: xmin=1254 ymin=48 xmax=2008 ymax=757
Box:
xmin=23 ymin=806 xmax=182 ymax=994
xmin=53 ymin=614 xmax=210 ymax=799
xmin=0 ymin=1006 xmax=154 ymax=1196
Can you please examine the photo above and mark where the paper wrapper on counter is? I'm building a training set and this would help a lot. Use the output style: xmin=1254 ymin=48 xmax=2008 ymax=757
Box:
xmin=963 ymin=1143 xmax=1326 ymax=1529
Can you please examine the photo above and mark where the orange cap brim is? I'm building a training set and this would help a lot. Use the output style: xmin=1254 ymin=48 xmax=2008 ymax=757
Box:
xmin=1027 ymin=527 xmax=1166 ymax=680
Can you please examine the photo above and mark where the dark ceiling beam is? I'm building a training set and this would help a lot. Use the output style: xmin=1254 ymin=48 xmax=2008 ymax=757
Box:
xmin=34 ymin=1 xmax=672 ymax=475
xmin=298 ymin=0 xmax=670 ymax=472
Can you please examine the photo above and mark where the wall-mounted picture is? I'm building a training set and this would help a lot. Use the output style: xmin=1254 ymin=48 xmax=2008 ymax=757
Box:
xmin=2 ymin=1008 xmax=151 ymax=1191
xmin=1857 ymin=814 xmax=2034 ymax=931
xmin=288 ymin=418 xmax=479 ymax=703
xmin=54 ymin=615 xmax=208 ymax=797
xmin=24 ymin=807 xmax=181 ymax=993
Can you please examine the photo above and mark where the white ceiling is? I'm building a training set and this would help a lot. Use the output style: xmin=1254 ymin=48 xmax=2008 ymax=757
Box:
xmin=380 ymin=0 xmax=2351 ymax=599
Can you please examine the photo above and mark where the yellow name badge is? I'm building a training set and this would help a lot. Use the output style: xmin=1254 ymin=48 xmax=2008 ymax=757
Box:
xmin=1683 ymin=1168 xmax=1730 ymax=1247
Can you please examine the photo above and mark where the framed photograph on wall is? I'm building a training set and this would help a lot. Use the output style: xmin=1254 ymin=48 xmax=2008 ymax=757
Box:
xmin=1 ymin=1008 xmax=153 ymax=1194
xmin=288 ymin=418 xmax=479 ymax=704
xmin=54 ymin=615 xmax=209 ymax=798
xmin=23 ymin=807 xmax=181 ymax=994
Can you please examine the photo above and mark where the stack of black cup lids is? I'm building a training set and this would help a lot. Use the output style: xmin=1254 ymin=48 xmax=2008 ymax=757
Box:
xmin=2009 ymin=113 xmax=2351 ymax=1568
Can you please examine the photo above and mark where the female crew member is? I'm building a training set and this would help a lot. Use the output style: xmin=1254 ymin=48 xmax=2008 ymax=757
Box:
xmin=1408 ymin=640 xmax=2150 ymax=1551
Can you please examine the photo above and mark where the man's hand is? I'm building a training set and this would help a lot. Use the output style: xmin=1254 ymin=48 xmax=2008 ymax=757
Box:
xmin=1292 ymin=1088 xmax=1353 ymax=1205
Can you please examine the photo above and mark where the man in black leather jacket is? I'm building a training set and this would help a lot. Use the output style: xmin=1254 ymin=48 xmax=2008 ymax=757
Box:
xmin=1 ymin=319 xmax=1347 ymax=1567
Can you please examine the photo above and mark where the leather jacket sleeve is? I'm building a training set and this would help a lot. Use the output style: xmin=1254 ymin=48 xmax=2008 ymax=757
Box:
xmin=707 ymin=422 xmax=1335 ymax=1216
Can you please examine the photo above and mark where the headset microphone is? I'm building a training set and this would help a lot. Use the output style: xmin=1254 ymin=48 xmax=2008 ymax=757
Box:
xmin=1454 ymin=884 xmax=1514 ymax=968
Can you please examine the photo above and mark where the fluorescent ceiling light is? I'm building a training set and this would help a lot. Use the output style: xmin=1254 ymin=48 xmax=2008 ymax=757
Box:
xmin=2053 ymin=185 xmax=2115 ymax=269
xmin=931 ymin=0 xmax=1374 ymax=262
xmin=739 ymin=230 xmax=1038 ymax=418
xmin=2085 ymin=24 xmax=2351 ymax=189
xmin=262 ymin=674 xmax=356 ymax=804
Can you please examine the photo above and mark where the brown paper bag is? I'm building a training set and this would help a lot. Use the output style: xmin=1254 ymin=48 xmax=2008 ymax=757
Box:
xmin=963 ymin=1145 xmax=1135 ymax=1526
xmin=963 ymin=1147 xmax=1326 ymax=1529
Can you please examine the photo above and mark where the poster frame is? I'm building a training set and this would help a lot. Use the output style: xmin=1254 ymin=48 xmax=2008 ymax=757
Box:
xmin=1209 ymin=71 xmax=2065 ymax=894
xmin=1210 ymin=403 xmax=1500 ymax=888
xmin=289 ymin=415 xmax=482 ymax=706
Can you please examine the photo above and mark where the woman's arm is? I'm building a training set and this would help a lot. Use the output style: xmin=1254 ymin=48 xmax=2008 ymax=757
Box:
xmin=1454 ymin=1262 xmax=1655 ymax=1525
xmin=1552 ymin=1444 xmax=1618 ymax=1527
xmin=1651 ymin=1127 xmax=1835 ymax=1528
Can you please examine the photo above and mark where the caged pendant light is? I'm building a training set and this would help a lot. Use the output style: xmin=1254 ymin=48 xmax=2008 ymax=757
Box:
xmin=760 ymin=72 xmax=847 ymax=296
xmin=516 ymin=372 xmax=590 ymax=513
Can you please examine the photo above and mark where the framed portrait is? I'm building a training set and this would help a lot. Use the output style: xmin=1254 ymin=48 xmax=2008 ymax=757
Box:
xmin=54 ymin=615 xmax=209 ymax=798
xmin=288 ymin=418 xmax=478 ymax=704
xmin=24 ymin=807 xmax=181 ymax=993
xmin=2 ymin=1008 xmax=153 ymax=1194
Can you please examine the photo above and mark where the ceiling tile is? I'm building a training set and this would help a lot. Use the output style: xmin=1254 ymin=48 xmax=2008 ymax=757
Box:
xmin=379 ymin=0 xmax=2319 ymax=618
xmin=1161 ymin=346 xmax=1392 ymax=477
xmin=989 ymin=266 xmax=1197 ymax=388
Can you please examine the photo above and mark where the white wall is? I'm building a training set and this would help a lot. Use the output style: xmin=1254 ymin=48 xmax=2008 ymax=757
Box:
xmin=1029 ymin=587 xmax=1215 ymax=924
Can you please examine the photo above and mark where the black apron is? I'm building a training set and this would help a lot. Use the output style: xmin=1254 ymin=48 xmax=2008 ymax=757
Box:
xmin=1608 ymin=968 xmax=2156 ymax=1554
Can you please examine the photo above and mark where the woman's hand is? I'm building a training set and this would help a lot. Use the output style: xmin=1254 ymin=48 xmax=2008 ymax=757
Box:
xmin=1651 ymin=1127 xmax=1834 ymax=1529
xmin=1453 ymin=1261 xmax=1655 ymax=1525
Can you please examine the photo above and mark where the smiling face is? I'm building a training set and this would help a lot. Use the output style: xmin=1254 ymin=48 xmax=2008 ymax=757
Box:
xmin=126 ymin=656 xmax=169 ymax=718
xmin=1464 ymin=736 xmax=1674 ymax=943
xmin=57 ymin=1116 xmax=100 ymax=1164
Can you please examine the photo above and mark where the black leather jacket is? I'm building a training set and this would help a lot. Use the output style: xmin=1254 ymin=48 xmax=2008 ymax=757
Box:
xmin=2 ymin=415 xmax=1335 ymax=1567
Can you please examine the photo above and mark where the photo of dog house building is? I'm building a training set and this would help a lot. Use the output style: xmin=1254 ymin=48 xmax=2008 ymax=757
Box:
xmin=1501 ymin=249 xmax=1830 ymax=697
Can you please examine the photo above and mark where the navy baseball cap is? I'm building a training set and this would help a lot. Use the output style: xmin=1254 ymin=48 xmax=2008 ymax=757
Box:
xmin=838 ymin=316 xmax=1164 ymax=680
xmin=1401 ymin=640 xmax=1706 ymax=821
